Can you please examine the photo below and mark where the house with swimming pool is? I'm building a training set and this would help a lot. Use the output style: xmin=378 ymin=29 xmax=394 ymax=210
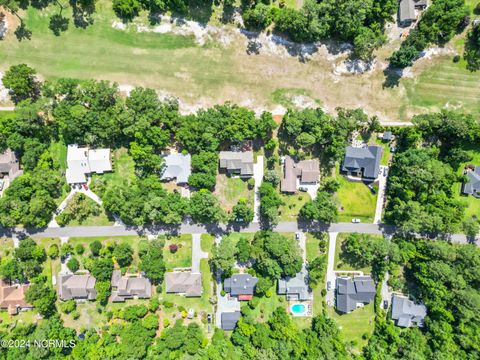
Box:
xmin=278 ymin=265 xmax=311 ymax=301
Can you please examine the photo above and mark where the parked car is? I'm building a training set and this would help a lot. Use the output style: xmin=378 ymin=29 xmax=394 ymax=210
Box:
xmin=207 ymin=314 xmax=212 ymax=324
xmin=352 ymin=218 xmax=361 ymax=223
xmin=295 ymin=232 xmax=301 ymax=240
xmin=383 ymin=300 xmax=389 ymax=310
xmin=83 ymin=184 xmax=89 ymax=190
xmin=327 ymin=281 xmax=332 ymax=291
xmin=298 ymin=186 xmax=308 ymax=192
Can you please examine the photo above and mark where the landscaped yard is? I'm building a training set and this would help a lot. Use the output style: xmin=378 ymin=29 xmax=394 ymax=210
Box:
xmin=334 ymin=233 xmax=374 ymax=274
xmin=162 ymin=234 xmax=192 ymax=270
xmin=278 ymin=192 xmax=311 ymax=221
xmin=305 ymin=232 xmax=327 ymax=262
xmin=200 ymin=234 xmax=215 ymax=253
xmin=92 ymin=148 xmax=136 ymax=189
xmin=335 ymin=175 xmax=377 ymax=223
xmin=326 ymin=303 xmax=375 ymax=351
xmin=0 ymin=238 xmax=14 ymax=258
xmin=373 ymin=135 xmax=392 ymax=166
xmin=214 ymin=175 xmax=253 ymax=212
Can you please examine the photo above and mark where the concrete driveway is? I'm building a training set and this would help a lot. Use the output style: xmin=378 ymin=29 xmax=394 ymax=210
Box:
xmin=253 ymin=156 xmax=264 ymax=222
xmin=191 ymin=233 xmax=208 ymax=273
xmin=374 ymin=166 xmax=388 ymax=224
xmin=381 ymin=272 xmax=392 ymax=310
xmin=325 ymin=232 xmax=338 ymax=306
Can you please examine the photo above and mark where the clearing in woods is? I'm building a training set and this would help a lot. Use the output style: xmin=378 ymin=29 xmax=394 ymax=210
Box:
xmin=0 ymin=1 xmax=479 ymax=121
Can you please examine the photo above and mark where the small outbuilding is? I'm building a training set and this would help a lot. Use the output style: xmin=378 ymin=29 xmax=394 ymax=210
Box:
xmin=221 ymin=311 xmax=241 ymax=331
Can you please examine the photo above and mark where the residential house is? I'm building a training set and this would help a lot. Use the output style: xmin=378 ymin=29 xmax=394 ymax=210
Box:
xmin=160 ymin=153 xmax=191 ymax=184
xmin=111 ymin=270 xmax=152 ymax=302
xmin=219 ymin=151 xmax=254 ymax=177
xmin=221 ymin=311 xmax=241 ymax=331
xmin=0 ymin=280 xmax=32 ymax=315
xmin=280 ymin=156 xmax=320 ymax=193
xmin=165 ymin=272 xmax=202 ymax=297
xmin=391 ymin=294 xmax=427 ymax=328
xmin=224 ymin=274 xmax=258 ymax=301
xmin=399 ymin=0 xmax=428 ymax=26
xmin=0 ymin=148 xmax=22 ymax=181
xmin=341 ymin=146 xmax=382 ymax=180
xmin=462 ymin=166 xmax=480 ymax=198
xmin=58 ymin=273 xmax=97 ymax=301
xmin=336 ymin=276 xmax=376 ymax=314
xmin=278 ymin=264 xmax=311 ymax=301
xmin=66 ymin=144 xmax=112 ymax=184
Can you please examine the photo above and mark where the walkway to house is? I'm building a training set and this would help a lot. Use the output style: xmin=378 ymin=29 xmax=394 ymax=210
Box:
xmin=253 ymin=156 xmax=264 ymax=223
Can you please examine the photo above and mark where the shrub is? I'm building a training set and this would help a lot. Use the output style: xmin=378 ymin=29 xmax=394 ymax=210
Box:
xmin=453 ymin=55 xmax=461 ymax=63
xmin=178 ymin=305 xmax=186 ymax=312
xmin=89 ymin=240 xmax=102 ymax=256
xmin=220 ymin=289 xmax=226 ymax=297
xmin=72 ymin=310 xmax=80 ymax=320
xmin=149 ymin=297 xmax=160 ymax=312
xmin=163 ymin=318 xmax=170 ymax=328
xmin=248 ymin=297 xmax=260 ymax=309
xmin=75 ymin=244 xmax=85 ymax=255
xmin=265 ymin=288 xmax=274 ymax=298
xmin=169 ymin=244 xmax=178 ymax=253
xmin=60 ymin=299 xmax=76 ymax=314
xmin=181 ymin=310 xmax=187 ymax=318
xmin=67 ymin=257 xmax=80 ymax=273
xmin=163 ymin=301 xmax=174 ymax=308
xmin=47 ymin=244 xmax=59 ymax=259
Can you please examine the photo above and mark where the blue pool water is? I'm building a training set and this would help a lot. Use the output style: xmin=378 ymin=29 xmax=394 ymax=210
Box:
xmin=291 ymin=304 xmax=306 ymax=314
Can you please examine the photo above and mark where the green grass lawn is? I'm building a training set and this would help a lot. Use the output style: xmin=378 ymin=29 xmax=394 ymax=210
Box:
xmin=215 ymin=175 xmax=253 ymax=211
xmin=200 ymin=234 xmax=215 ymax=253
xmin=403 ymin=56 xmax=480 ymax=118
xmin=92 ymin=148 xmax=136 ymax=190
xmin=49 ymin=141 xmax=68 ymax=171
xmin=278 ymin=192 xmax=311 ymax=221
xmin=0 ymin=238 xmax=14 ymax=258
xmin=335 ymin=175 xmax=377 ymax=223
xmin=334 ymin=233 xmax=373 ymax=274
xmin=0 ymin=309 xmax=39 ymax=328
xmin=305 ymin=232 xmax=326 ymax=262
xmin=373 ymin=135 xmax=392 ymax=166
xmin=162 ymin=234 xmax=192 ymax=270
xmin=244 ymin=290 xmax=286 ymax=323
xmin=326 ymin=303 xmax=375 ymax=351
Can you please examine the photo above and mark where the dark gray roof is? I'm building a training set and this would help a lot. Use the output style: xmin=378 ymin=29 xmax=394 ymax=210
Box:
xmin=0 ymin=149 xmax=21 ymax=179
xmin=224 ymin=274 xmax=258 ymax=296
xmin=165 ymin=272 xmax=202 ymax=297
xmin=399 ymin=0 xmax=416 ymax=23
xmin=219 ymin=151 xmax=254 ymax=176
xmin=391 ymin=295 xmax=427 ymax=328
xmin=462 ymin=167 xmax=480 ymax=196
xmin=342 ymin=146 xmax=382 ymax=179
xmin=221 ymin=311 xmax=241 ymax=330
xmin=278 ymin=265 xmax=311 ymax=300
xmin=336 ymin=276 xmax=376 ymax=313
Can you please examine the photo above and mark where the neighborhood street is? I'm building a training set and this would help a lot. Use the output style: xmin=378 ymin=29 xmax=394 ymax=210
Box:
xmin=2 ymin=221 xmax=473 ymax=245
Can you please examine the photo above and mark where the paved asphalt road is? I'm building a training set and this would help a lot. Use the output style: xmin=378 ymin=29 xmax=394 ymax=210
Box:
xmin=1 ymin=221 xmax=473 ymax=245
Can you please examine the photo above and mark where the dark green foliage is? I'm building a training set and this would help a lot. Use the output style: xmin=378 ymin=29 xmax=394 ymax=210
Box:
xmin=89 ymin=240 xmax=102 ymax=256
xmin=236 ymin=236 xmax=252 ymax=263
xmin=95 ymin=280 xmax=111 ymax=306
xmin=139 ymin=239 xmax=166 ymax=285
xmin=230 ymin=198 xmax=254 ymax=223
xmin=56 ymin=193 xmax=101 ymax=226
xmin=390 ymin=0 xmax=469 ymax=68
xmin=87 ymin=257 xmax=114 ymax=282
xmin=464 ymin=23 xmax=480 ymax=70
xmin=0 ymin=238 xmax=46 ymax=282
xmin=67 ymin=257 xmax=80 ymax=272
xmin=2 ymin=64 xmax=40 ymax=103
xmin=210 ymin=234 xmax=237 ymax=273
xmin=259 ymin=182 xmax=284 ymax=227
xmin=300 ymin=191 xmax=338 ymax=223
xmin=25 ymin=283 xmax=57 ymax=317
xmin=243 ymin=3 xmax=274 ymax=30
xmin=189 ymin=189 xmax=226 ymax=223
xmin=307 ymin=255 xmax=327 ymax=287
xmin=113 ymin=243 xmax=133 ymax=268
xmin=251 ymin=231 xmax=302 ymax=279
xmin=385 ymin=147 xmax=466 ymax=234
xmin=112 ymin=0 xmax=142 ymax=19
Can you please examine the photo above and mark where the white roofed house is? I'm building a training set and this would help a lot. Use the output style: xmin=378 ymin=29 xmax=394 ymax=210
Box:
xmin=160 ymin=153 xmax=191 ymax=185
xmin=66 ymin=145 xmax=112 ymax=185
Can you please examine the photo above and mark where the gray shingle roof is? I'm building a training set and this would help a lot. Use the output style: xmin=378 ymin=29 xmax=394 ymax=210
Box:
xmin=165 ymin=272 xmax=202 ymax=297
xmin=0 ymin=149 xmax=21 ymax=179
xmin=160 ymin=153 xmax=191 ymax=184
xmin=221 ymin=311 xmax=241 ymax=330
xmin=281 ymin=156 xmax=320 ymax=193
xmin=391 ymin=295 xmax=427 ymax=328
xmin=399 ymin=0 xmax=416 ymax=23
xmin=224 ymin=274 xmax=258 ymax=296
xmin=58 ymin=274 xmax=97 ymax=301
xmin=462 ymin=166 xmax=480 ymax=196
xmin=336 ymin=276 xmax=376 ymax=313
xmin=219 ymin=151 xmax=254 ymax=176
xmin=342 ymin=146 xmax=382 ymax=179
xmin=110 ymin=270 xmax=152 ymax=302
xmin=278 ymin=265 xmax=311 ymax=300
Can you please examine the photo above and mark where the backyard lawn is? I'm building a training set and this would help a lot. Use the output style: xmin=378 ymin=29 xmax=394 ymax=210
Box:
xmin=334 ymin=233 xmax=374 ymax=274
xmin=278 ymin=192 xmax=311 ymax=221
xmin=0 ymin=238 xmax=14 ymax=257
xmin=162 ymin=234 xmax=192 ymax=270
xmin=214 ymin=175 xmax=253 ymax=212
xmin=373 ymin=135 xmax=392 ymax=166
xmin=305 ymin=232 xmax=327 ymax=262
xmin=201 ymin=234 xmax=215 ymax=253
xmin=335 ymin=176 xmax=377 ymax=223
xmin=326 ymin=303 xmax=375 ymax=351
xmin=92 ymin=148 xmax=136 ymax=189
